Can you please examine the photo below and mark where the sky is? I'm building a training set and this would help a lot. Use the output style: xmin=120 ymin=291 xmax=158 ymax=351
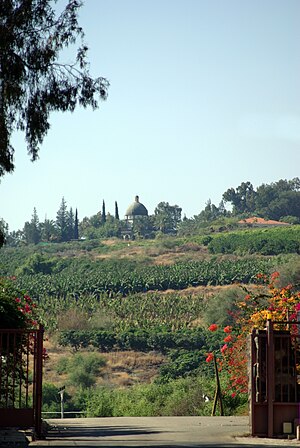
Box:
xmin=1 ymin=0 xmax=300 ymax=231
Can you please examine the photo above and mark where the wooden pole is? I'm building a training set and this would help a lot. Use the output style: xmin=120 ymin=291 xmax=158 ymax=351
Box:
xmin=211 ymin=354 xmax=224 ymax=416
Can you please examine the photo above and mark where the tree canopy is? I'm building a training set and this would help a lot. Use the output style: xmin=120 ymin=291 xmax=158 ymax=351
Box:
xmin=0 ymin=0 xmax=109 ymax=176
xmin=222 ymin=178 xmax=300 ymax=221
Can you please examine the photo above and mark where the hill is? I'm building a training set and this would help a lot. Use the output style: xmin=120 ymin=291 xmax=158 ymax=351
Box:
xmin=0 ymin=227 xmax=300 ymax=417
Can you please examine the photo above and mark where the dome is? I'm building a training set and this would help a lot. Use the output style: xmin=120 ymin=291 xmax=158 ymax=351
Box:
xmin=125 ymin=195 xmax=148 ymax=217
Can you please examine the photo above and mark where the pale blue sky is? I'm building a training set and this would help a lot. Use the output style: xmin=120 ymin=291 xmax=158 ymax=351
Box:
xmin=1 ymin=0 xmax=300 ymax=231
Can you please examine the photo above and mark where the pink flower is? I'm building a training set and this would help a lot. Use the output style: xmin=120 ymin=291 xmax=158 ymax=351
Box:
xmin=231 ymin=392 xmax=237 ymax=398
xmin=15 ymin=298 xmax=21 ymax=303
xmin=208 ymin=324 xmax=218 ymax=332
xmin=24 ymin=304 xmax=31 ymax=313
xmin=221 ymin=344 xmax=228 ymax=354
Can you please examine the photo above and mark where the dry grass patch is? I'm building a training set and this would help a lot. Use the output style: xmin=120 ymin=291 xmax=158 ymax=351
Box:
xmin=43 ymin=338 xmax=165 ymax=388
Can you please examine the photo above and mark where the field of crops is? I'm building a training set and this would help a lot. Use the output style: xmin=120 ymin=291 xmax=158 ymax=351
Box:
xmin=14 ymin=257 xmax=275 ymax=300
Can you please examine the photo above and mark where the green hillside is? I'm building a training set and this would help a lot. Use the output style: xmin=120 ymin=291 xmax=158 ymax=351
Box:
xmin=1 ymin=228 xmax=299 ymax=417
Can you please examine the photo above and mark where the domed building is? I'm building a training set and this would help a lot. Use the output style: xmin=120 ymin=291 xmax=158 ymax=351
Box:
xmin=123 ymin=195 xmax=149 ymax=239
xmin=125 ymin=195 xmax=148 ymax=221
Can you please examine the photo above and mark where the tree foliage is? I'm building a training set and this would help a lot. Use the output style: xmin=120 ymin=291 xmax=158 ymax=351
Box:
xmin=0 ymin=0 xmax=109 ymax=176
xmin=154 ymin=202 xmax=182 ymax=234
xmin=223 ymin=178 xmax=300 ymax=220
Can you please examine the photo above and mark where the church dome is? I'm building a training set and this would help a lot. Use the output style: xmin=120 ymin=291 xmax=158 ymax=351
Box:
xmin=125 ymin=196 xmax=148 ymax=217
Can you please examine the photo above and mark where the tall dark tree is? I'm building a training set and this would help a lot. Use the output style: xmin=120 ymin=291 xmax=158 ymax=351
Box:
xmin=101 ymin=200 xmax=106 ymax=224
xmin=56 ymin=197 xmax=68 ymax=242
xmin=67 ymin=207 xmax=75 ymax=240
xmin=0 ymin=219 xmax=8 ymax=246
xmin=74 ymin=208 xmax=79 ymax=240
xmin=23 ymin=207 xmax=41 ymax=244
xmin=115 ymin=201 xmax=119 ymax=220
xmin=0 ymin=0 xmax=109 ymax=177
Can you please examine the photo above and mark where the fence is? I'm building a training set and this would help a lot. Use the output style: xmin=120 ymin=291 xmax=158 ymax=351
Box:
xmin=0 ymin=327 xmax=43 ymax=438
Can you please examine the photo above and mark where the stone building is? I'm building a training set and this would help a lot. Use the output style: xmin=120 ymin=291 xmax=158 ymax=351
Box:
xmin=123 ymin=195 xmax=148 ymax=239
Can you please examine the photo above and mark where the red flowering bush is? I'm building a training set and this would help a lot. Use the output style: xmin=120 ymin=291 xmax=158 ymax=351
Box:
xmin=206 ymin=272 xmax=300 ymax=399
xmin=0 ymin=279 xmax=39 ymax=330
xmin=208 ymin=323 xmax=218 ymax=332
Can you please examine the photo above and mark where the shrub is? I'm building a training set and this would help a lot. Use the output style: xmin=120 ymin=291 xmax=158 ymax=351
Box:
xmin=84 ymin=376 xmax=215 ymax=417
xmin=86 ymin=386 xmax=114 ymax=417
xmin=68 ymin=369 xmax=95 ymax=388
xmin=202 ymin=286 xmax=245 ymax=327
xmin=56 ymin=353 xmax=106 ymax=389
xmin=158 ymin=350 xmax=203 ymax=381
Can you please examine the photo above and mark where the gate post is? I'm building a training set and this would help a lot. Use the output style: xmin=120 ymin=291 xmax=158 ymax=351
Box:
xmin=34 ymin=326 xmax=44 ymax=438
xmin=250 ymin=329 xmax=256 ymax=436
xmin=267 ymin=318 xmax=274 ymax=438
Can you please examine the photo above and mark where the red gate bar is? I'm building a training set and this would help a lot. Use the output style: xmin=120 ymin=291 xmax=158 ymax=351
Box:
xmin=0 ymin=327 xmax=44 ymax=438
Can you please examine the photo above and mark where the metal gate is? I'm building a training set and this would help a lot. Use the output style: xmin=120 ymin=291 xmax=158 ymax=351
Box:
xmin=251 ymin=320 xmax=300 ymax=437
xmin=0 ymin=327 xmax=43 ymax=437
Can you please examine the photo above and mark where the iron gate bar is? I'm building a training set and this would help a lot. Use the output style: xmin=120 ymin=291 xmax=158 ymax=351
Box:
xmin=267 ymin=319 xmax=274 ymax=438
xmin=0 ymin=327 xmax=44 ymax=438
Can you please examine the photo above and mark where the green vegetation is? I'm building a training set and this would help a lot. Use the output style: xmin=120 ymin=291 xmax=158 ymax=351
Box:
xmin=42 ymin=375 xmax=247 ymax=417
xmin=57 ymin=328 xmax=207 ymax=353
xmin=9 ymin=258 xmax=274 ymax=301
xmin=207 ymin=226 xmax=300 ymax=255
xmin=1 ymin=222 xmax=299 ymax=417
xmin=2 ymin=178 xmax=300 ymax=248
xmin=0 ymin=279 xmax=27 ymax=329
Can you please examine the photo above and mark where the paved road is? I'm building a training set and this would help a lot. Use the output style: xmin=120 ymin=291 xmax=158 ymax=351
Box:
xmin=29 ymin=416 xmax=300 ymax=447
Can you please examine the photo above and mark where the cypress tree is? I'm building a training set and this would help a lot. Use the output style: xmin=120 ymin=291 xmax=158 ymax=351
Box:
xmin=67 ymin=207 xmax=75 ymax=241
xmin=115 ymin=201 xmax=119 ymax=220
xmin=101 ymin=200 xmax=106 ymax=224
xmin=56 ymin=197 xmax=68 ymax=242
xmin=74 ymin=209 xmax=79 ymax=240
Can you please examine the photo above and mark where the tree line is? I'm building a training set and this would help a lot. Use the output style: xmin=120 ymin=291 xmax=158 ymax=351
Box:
xmin=1 ymin=177 xmax=300 ymax=246
xmin=1 ymin=199 xmax=183 ymax=246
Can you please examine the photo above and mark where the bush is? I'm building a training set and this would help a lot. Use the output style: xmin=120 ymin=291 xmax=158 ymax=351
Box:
xmin=84 ymin=376 xmax=215 ymax=417
xmin=68 ymin=369 xmax=96 ymax=388
xmin=86 ymin=386 xmax=114 ymax=417
xmin=202 ymin=286 xmax=245 ymax=327
xmin=158 ymin=350 xmax=203 ymax=381
xmin=42 ymin=383 xmax=60 ymax=413
xmin=56 ymin=353 xmax=106 ymax=389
